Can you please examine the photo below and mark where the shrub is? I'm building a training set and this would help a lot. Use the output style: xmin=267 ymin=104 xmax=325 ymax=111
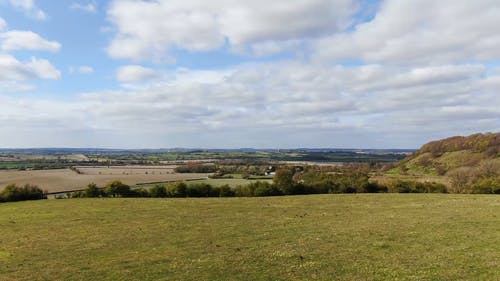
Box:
xmin=84 ymin=183 xmax=102 ymax=198
xmin=104 ymin=180 xmax=132 ymax=197
xmin=167 ymin=182 xmax=188 ymax=197
xmin=175 ymin=163 xmax=217 ymax=173
xmin=0 ymin=184 xmax=46 ymax=202
xmin=470 ymin=177 xmax=500 ymax=194
xmin=187 ymin=183 xmax=214 ymax=197
xmin=424 ymin=182 xmax=448 ymax=193
xmin=130 ymin=188 xmax=150 ymax=197
xmin=218 ymin=184 xmax=235 ymax=197
xmin=253 ymin=181 xmax=282 ymax=196
xmin=273 ymin=168 xmax=295 ymax=194
xmin=234 ymin=184 xmax=256 ymax=197
xmin=149 ymin=184 xmax=168 ymax=198
xmin=364 ymin=182 xmax=388 ymax=193
xmin=388 ymin=180 xmax=447 ymax=193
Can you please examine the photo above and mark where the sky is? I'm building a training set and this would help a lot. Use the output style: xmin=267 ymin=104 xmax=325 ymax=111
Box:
xmin=0 ymin=0 xmax=498 ymax=149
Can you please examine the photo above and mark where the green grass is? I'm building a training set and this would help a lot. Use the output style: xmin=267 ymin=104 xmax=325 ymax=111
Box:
xmin=1 ymin=195 xmax=500 ymax=280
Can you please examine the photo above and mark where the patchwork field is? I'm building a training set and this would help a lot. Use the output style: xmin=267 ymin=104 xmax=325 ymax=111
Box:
xmin=0 ymin=167 xmax=209 ymax=193
xmin=1 ymin=194 xmax=499 ymax=280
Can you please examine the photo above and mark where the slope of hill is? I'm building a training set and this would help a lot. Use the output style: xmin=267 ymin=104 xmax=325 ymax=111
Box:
xmin=1 ymin=195 xmax=500 ymax=280
xmin=388 ymin=132 xmax=499 ymax=193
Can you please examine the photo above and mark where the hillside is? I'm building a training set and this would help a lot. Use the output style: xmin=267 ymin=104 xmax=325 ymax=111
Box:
xmin=1 ymin=195 xmax=500 ymax=280
xmin=387 ymin=132 xmax=499 ymax=193
xmin=390 ymin=132 xmax=499 ymax=175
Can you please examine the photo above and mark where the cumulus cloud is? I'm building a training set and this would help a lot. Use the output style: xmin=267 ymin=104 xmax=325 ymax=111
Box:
xmin=7 ymin=0 xmax=46 ymax=20
xmin=69 ymin=66 xmax=94 ymax=74
xmin=2 ymin=61 xmax=498 ymax=147
xmin=315 ymin=0 xmax=500 ymax=65
xmin=0 ymin=54 xmax=61 ymax=81
xmin=0 ymin=30 xmax=61 ymax=52
xmin=116 ymin=65 xmax=159 ymax=82
xmin=0 ymin=18 xmax=61 ymax=92
xmin=106 ymin=0 xmax=357 ymax=61
xmin=0 ymin=18 xmax=6 ymax=31
xmin=70 ymin=2 xmax=97 ymax=13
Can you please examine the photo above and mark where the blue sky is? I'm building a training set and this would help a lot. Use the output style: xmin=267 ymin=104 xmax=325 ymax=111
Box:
xmin=0 ymin=0 xmax=498 ymax=148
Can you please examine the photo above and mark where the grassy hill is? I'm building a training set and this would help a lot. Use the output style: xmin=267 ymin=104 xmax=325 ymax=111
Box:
xmin=390 ymin=132 xmax=499 ymax=176
xmin=382 ymin=133 xmax=500 ymax=193
xmin=1 ymin=195 xmax=500 ymax=280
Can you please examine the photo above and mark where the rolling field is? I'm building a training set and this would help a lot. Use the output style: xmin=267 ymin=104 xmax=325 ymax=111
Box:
xmin=0 ymin=167 xmax=209 ymax=193
xmin=186 ymin=178 xmax=273 ymax=187
xmin=1 ymin=194 xmax=499 ymax=280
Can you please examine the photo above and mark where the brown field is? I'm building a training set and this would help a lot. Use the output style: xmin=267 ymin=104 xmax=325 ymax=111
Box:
xmin=74 ymin=165 xmax=178 ymax=175
xmin=0 ymin=166 xmax=210 ymax=193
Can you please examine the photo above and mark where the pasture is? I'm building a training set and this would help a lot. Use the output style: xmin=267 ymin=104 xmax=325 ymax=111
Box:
xmin=0 ymin=166 xmax=209 ymax=193
xmin=1 ymin=194 xmax=499 ymax=280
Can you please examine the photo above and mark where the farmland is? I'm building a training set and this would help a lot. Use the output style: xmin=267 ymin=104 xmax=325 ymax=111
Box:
xmin=1 ymin=194 xmax=499 ymax=280
xmin=0 ymin=148 xmax=410 ymax=194
xmin=0 ymin=167 xmax=209 ymax=193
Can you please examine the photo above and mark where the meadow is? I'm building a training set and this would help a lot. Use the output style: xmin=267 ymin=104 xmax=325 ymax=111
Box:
xmin=1 ymin=194 xmax=499 ymax=280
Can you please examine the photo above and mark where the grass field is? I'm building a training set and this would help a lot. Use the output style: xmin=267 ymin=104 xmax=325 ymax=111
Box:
xmin=1 ymin=194 xmax=499 ymax=280
xmin=0 ymin=168 xmax=209 ymax=193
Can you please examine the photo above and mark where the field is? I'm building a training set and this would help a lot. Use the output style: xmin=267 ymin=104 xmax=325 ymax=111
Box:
xmin=186 ymin=178 xmax=273 ymax=187
xmin=0 ymin=166 xmax=209 ymax=193
xmin=1 ymin=194 xmax=499 ymax=280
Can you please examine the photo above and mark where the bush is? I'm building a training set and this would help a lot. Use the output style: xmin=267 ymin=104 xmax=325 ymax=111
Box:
xmin=273 ymin=168 xmax=295 ymax=194
xmin=363 ymin=182 xmax=388 ymax=193
xmin=0 ymin=184 xmax=46 ymax=202
xmin=104 ymin=181 xmax=132 ymax=197
xmin=425 ymin=182 xmax=448 ymax=193
xmin=175 ymin=163 xmax=217 ymax=173
xmin=253 ymin=182 xmax=282 ymax=196
xmin=218 ymin=185 xmax=235 ymax=197
xmin=130 ymin=188 xmax=151 ymax=197
xmin=149 ymin=184 xmax=168 ymax=198
xmin=388 ymin=180 xmax=447 ymax=193
xmin=234 ymin=184 xmax=256 ymax=197
xmin=470 ymin=177 xmax=500 ymax=194
xmin=84 ymin=183 xmax=102 ymax=198
xmin=167 ymin=182 xmax=188 ymax=197
xmin=187 ymin=183 xmax=214 ymax=197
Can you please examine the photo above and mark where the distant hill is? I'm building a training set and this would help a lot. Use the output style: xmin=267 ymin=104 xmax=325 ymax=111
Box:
xmin=390 ymin=132 xmax=499 ymax=176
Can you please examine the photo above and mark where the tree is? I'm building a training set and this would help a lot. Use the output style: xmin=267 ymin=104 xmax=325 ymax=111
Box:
xmin=273 ymin=168 xmax=295 ymax=195
xmin=104 ymin=180 xmax=131 ymax=197
xmin=167 ymin=182 xmax=188 ymax=197
xmin=84 ymin=183 xmax=101 ymax=198
xmin=150 ymin=184 xmax=167 ymax=198
xmin=0 ymin=184 xmax=45 ymax=202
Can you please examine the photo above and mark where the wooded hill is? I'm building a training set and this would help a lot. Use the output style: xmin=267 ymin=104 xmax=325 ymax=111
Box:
xmin=389 ymin=132 xmax=499 ymax=193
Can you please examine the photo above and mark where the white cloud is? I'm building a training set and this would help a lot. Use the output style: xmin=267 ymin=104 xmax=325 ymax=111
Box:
xmin=0 ymin=54 xmax=61 ymax=81
xmin=2 ymin=61 xmax=496 ymax=147
xmin=0 ymin=81 xmax=35 ymax=92
xmin=0 ymin=30 xmax=61 ymax=52
xmin=25 ymin=57 xmax=61 ymax=79
xmin=0 ymin=18 xmax=61 ymax=92
xmin=0 ymin=18 xmax=6 ymax=31
xmin=69 ymin=66 xmax=94 ymax=74
xmin=116 ymin=65 xmax=159 ymax=82
xmin=106 ymin=0 xmax=357 ymax=61
xmin=315 ymin=0 xmax=500 ymax=65
xmin=70 ymin=2 xmax=97 ymax=13
xmin=7 ymin=0 xmax=47 ymax=20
